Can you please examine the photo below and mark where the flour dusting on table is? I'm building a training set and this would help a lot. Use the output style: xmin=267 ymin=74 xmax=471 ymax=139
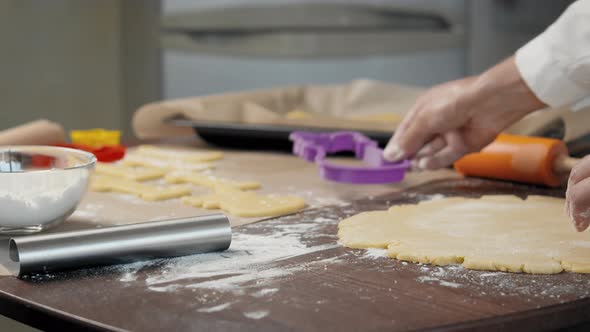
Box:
xmin=243 ymin=310 xmax=269 ymax=320
xmin=118 ymin=218 xmax=341 ymax=295
xmin=197 ymin=302 xmax=232 ymax=313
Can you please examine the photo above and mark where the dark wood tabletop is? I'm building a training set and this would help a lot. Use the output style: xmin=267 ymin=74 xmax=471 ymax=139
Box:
xmin=0 ymin=178 xmax=589 ymax=332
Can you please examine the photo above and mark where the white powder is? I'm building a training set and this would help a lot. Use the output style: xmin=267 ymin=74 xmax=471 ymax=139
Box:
xmin=0 ymin=170 xmax=88 ymax=227
xmin=478 ymin=272 xmax=500 ymax=277
xmin=243 ymin=310 xmax=269 ymax=320
xmin=427 ymin=194 xmax=445 ymax=201
xmin=120 ymin=221 xmax=340 ymax=294
xmin=252 ymin=288 xmax=279 ymax=298
xmin=364 ymin=248 xmax=389 ymax=259
xmin=197 ymin=303 xmax=232 ymax=313
xmin=293 ymin=190 xmax=349 ymax=208
xmin=417 ymin=276 xmax=462 ymax=288
xmin=70 ymin=203 xmax=104 ymax=222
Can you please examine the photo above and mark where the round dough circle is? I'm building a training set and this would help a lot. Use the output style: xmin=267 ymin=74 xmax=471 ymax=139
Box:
xmin=338 ymin=195 xmax=590 ymax=274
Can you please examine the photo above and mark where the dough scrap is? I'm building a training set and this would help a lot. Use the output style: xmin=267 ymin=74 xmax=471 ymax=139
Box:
xmin=166 ymin=172 xmax=261 ymax=191
xmin=90 ymin=175 xmax=191 ymax=201
xmin=182 ymin=187 xmax=305 ymax=217
xmin=136 ymin=145 xmax=223 ymax=163
xmin=95 ymin=162 xmax=165 ymax=181
xmin=338 ymin=195 xmax=590 ymax=274
xmin=122 ymin=154 xmax=213 ymax=172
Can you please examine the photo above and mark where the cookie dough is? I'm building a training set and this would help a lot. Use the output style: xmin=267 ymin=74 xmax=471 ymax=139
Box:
xmin=136 ymin=145 xmax=223 ymax=163
xmin=182 ymin=187 xmax=305 ymax=217
xmin=95 ymin=162 xmax=165 ymax=181
xmin=122 ymin=154 xmax=213 ymax=172
xmin=90 ymin=175 xmax=191 ymax=201
xmin=166 ymin=172 xmax=261 ymax=191
xmin=338 ymin=195 xmax=590 ymax=274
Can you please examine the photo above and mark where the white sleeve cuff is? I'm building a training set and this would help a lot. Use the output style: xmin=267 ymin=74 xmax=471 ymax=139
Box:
xmin=515 ymin=34 xmax=589 ymax=109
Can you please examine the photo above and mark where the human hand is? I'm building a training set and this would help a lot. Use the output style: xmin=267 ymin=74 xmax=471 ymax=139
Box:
xmin=383 ymin=56 xmax=546 ymax=170
xmin=567 ymin=156 xmax=590 ymax=231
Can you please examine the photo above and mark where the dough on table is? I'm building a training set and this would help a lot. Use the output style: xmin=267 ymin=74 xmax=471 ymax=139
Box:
xmin=182 ymin=186 xmax=305 ymax=217
xmin=166 ymin=172 xmax=261 ymax=191
xmin=135 ymin=145 xmax=223 ymax=163
xmin=122 ymin=154 xmax=213 ymax=172
xmin=90 ymin=174 xmax=191 ymax=201
xmin=338 ymin=195 xmax=590 ymax=274
xmin=95 ymin=162 xmax=165 ymax=181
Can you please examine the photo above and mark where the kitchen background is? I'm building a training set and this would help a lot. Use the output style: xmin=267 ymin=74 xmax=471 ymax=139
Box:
xmin=0 ymin=0 xmax=573 ymax=134
xmin=0 ymin=1 xmax=579 ymax=330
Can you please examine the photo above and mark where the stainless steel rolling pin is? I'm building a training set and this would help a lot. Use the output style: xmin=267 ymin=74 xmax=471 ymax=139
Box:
xmin=5 ymin=214 xmax=231 ymax=277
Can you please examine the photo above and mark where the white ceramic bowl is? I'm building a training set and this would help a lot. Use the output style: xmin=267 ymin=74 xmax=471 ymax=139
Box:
xmin=0 ymin=146 xmax=96 ymax=234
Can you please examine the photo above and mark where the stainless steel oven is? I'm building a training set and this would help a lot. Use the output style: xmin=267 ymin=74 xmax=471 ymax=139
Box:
xmin=160 ymin=0 xmax=572 ymax=99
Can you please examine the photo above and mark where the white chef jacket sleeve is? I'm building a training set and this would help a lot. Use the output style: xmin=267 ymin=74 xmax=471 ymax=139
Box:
xmin=515 ymin=0 xmax=590 ymax=109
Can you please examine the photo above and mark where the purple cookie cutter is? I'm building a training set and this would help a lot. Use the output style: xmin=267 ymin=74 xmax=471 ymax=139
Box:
xmin=289 ymin=131 xmax=410 ymax=184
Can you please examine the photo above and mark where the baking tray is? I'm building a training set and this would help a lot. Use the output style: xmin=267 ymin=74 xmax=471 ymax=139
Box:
xmin=167 ymin=115 xmax=590 ymax=155
xmin=166 ymin=115 xmax=392 ymax=150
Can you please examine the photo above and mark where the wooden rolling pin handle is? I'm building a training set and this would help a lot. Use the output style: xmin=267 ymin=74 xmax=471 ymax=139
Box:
xmin=553 ymin=154 xmax=580 ymax=174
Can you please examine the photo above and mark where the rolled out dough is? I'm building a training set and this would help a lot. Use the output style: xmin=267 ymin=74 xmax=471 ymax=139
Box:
xmin=338 ymin=195 xmax=590 ymax=274
xmin=182 ymin=187 xmax=305 ymax=217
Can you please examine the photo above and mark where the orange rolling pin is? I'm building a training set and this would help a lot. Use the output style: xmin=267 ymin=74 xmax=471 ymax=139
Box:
xmin=453 ymin=134 xmax=580 ymax=187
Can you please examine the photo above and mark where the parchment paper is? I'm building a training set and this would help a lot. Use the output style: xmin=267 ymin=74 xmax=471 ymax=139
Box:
xmin=132 ymin=80 xmax=424 ymax=139
xmin=132 ymin=79 xmax=590 ymax=144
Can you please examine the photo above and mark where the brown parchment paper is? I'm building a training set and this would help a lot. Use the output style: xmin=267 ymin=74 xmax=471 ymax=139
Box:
xmin=132 ymin=79 xmax=590 ymax=145
xmin=132 ymin=80 xmax=425 ymax=139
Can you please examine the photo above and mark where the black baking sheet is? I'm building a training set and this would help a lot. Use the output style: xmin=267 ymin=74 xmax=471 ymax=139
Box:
xmin=166 ymin=115 xmax=393 ymax=150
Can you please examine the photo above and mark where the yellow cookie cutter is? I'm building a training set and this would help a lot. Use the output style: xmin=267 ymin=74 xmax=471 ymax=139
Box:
xmin=70 ymin=129 xmax=121 ymax=147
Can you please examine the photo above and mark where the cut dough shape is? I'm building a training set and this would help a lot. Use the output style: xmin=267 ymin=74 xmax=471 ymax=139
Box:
xmin=182 ymin=187 xmax=305 ymax=217
xmin=166 ymin=172 xmax=261 ymax=191
xmin=95 ymin=162 xmax=165 ymax=181
xmin=122 ymin=154 xmax=213 ymax=172
xmin=90 ymin=175 xmax=191 ymax=201
xmin=338 ymin=195 xmax=590 ymax=274
xmin=135 ymin=145 xmax=223 ymax=163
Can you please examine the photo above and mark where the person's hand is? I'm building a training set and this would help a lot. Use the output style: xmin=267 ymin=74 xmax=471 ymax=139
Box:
xmin=567 ymin=156 xmax=590 ymax=231
xmin=383 ymin=56 xmax=547 ymax=170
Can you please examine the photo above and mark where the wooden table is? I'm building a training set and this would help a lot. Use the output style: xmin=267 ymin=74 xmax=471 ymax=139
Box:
xmin=0 ymin=178 xmax=589 ymax=331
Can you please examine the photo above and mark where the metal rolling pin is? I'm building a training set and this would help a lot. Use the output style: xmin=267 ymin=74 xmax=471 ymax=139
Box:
xmin=5 ymin=214 xmax=231 ymax=277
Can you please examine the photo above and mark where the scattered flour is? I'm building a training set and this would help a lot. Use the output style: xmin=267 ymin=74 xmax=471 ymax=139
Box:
xmin=252 ymin=288 xmax=279 ymax=298
xmin=70 ymin=203 xmax=104 ymax=223
xmin=119 ymin=221 xmax=339 ymax=294
xmin=427 ymin=194 xmax=445 ymax=201
xmin=198 ymin=303 xmax=232 ymax=313
xmin=243 ymin=310 xmax=269 ymax=320
xmin=364 ymin=248 xmax=389 ymax=259
xmin=417 ymin=276 xmax=462 ymax=288
xmin=294 ymin=190 xmax=349 ymax=208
